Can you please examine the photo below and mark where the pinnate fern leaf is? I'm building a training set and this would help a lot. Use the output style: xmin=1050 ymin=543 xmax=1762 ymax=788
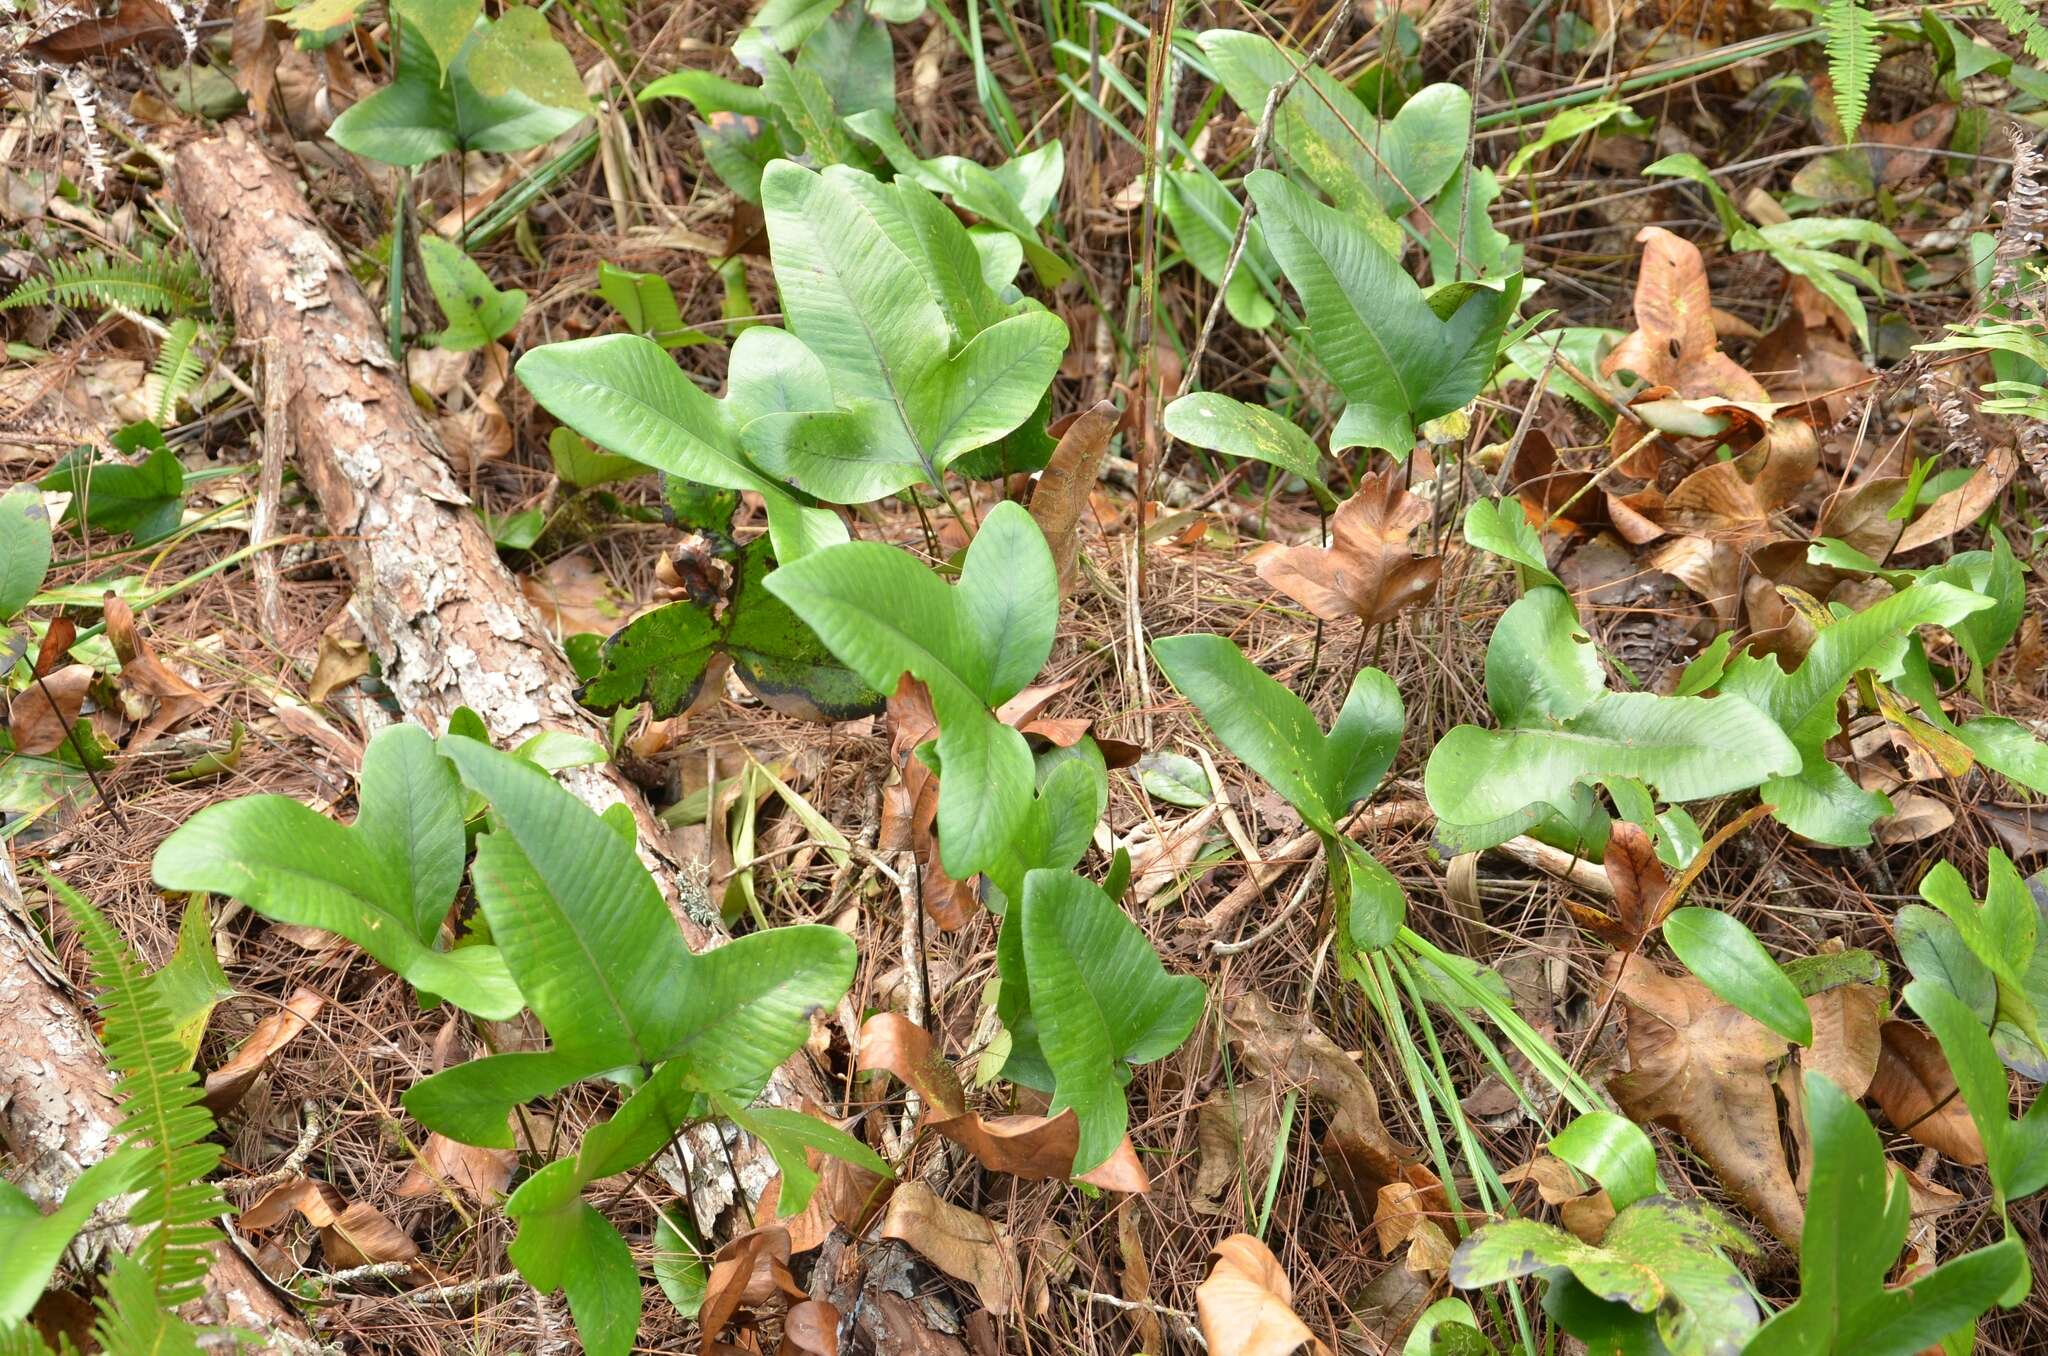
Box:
xmin=52 ymin=875 xmax=227 ymax=1310
xmin=1824 ymin=0 xmax=1877 ymax=140
xmin=149 ymin=318 xmax=206 ymax=423
xmin=1986 ymin=0 xmax=2048 ymax=62
xmin=0 ymin=247 xmax=207 ymax=317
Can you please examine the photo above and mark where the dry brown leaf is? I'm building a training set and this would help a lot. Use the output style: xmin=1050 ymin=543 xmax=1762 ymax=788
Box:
xmin=1873 ymin=792 xmax=1955 ymax=845
xmin=858 ymin=1013 xmax=1148 ymax=1191
xmin=7 ymin=663 xmax=93 ymax=755
xmin=1122 ymin=803 xmax=1221 ymax=904
xmin=1373 ymin=1166 xmax=1456 ymax=1276
xmin=307 ymin=627 xmax=371 ymax=705
xmin=1815 ymin=476 xmax=1909 ymax=558
xmin=1253 ymin=473 xmax=1441 ymax=626
xmin=1870 ymin=1020 xmax=1986 ymax=1165
xmin=239 ymin=1177 xmax=421 ymax=1274
xmin=105 ymin=595 xmax=213 ymax=749
xmin=1115 ymin=1199 xmax=1163 ymax=1351
xmin=1581 ymin=820 xmax=1668 ymax=949
xmin=202 ymin=986 xmax=324 ymax=1113
xmin=1867 ymin=104 xmax=1957 ymax=187
xmin=701 ymin=1226 xmax=803 ymax=1342
xmin=1029 ymin=399 xmax=1120 ymax=593
xmin=1650 ymin=535 xmax=1740 ymax=626
xmin=27 ymin=0 xmax=180 ymax=60
xmin=1225 ymin=993 xmax=1410 ymax=1202
xmin=1750 ymin=314 xmax=1872 ymax=422
xmin=779 ymin=1299 xmax=841 ymax=1356
xmin=230 ymin=0 xmax=282 ymax=127
xmin=1658 ymin=416 xmax=1820 ymax=545
xmin=1507 ymin=429 xmax=1600 ymax=532
xmin=394 ymin=1132 xmax=515 ymax=1202
xmin=1195 ymin=1234 xmax=1332 ymax=1356
xmin=1802 ymin=981 xmax=1882 ymax=1100
xmin=1894 ymin=445 xmax=2018 ymax=552
xmin=521 ymin=553 xmax=621 ymax=638
xmin=881 ymin=1183 xmax=1019 ymax=1317
xmin=1601 ymin=227 xmax=1769 ymax=402
xmin=1604 ymin=955 xmax=1803 ymax=1247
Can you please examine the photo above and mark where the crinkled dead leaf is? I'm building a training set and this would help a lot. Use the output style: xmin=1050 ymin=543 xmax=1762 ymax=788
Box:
xmin=1501 ymin=1155 xmax=1615 ymax=1244
xmin=1373 ymin=1165 xmax=1456 ymax=1276
xmin=7 ymin=662 xmax=93 ymax=755
xmin=1869 ymin=1019 xmax=1986 ymax=1165
xmin=239 ymin=1177 xmax=423 ymax=1275
xmin=701 ymin=1226 xmax=803 ymax=1342
xmin=1253 ymin=473 xmax=1441 ymax=626
xmin=1604 ymin=955 xmax=1803 ymax=1247
xmin=202 ymin=986 xmax=324 ymax=1112
xmin=1802 ymin=982 xmax=1883 ymax=1100
xmin=1580 ymin=821 xmax=1668 ymax=949
xmin=27 ymin=0 xmax=180 ymax=60
xmin=1894 ymin=445 xmax=2018 ymax=553
xmin=779 ymin=1299 xmax=841 ymax=1356
xmin=1121 ymin=802 xmax=1221 ymax=904
xmin=1115 ymin=1199 xmax=1163 ymax=1351
xmin=1650 ymin=535 xmax=1740 ymax=626
xmin=881 ymin=1183 xmax=1019 ymax=1317
xmin=1225 ymin=992 xmax=1410 ymax=1202
xmin=1601 ymin=227 xmax=1768 ymax=402
xmin=1028 ymin=399 xmax=1120 ymax=594
xmin=394 ymin=1132 xmax=516 ymax=1203
xmin=1658 ymin=414 xmax=1820 ymax=546
xmin=307 ymin=627 xmax=371 ymax=705
xmin=858 ymin=1013 xmax=1148 ymax=1190
xmin=105 ymin=595 xmax=213 ymax=749
xmin=521 ymin=553 xmax=622 ymax=638
xmin=1195 ymin=1234 xmax=1332 ymax=1356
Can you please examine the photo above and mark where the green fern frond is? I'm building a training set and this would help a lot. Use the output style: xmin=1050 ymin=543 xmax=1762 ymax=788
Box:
xmin=51 ymin=876 xmax=226 ymax=1311
xmin=148 ymin=319 xmax=207 ymax=424
xmin=1824 ymin=0 xmax=1877 ymax=140
xmin=0 ymin=246 xmax=207 ymax=318
xmin=1985 ymin=0 xmax=2048 ymax=62
xmin=91 ymin=1254 xmax=207 ymax=1356
xmin=0 ymin=1322 xmax=58 ymax=1356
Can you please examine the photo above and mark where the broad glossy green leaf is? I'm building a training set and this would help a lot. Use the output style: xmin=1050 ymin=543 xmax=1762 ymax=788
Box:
xmin=356 ymin=715 xmax=470 ymax=938
xmin=1247 ymin=169 xmax=1521 ymax=454
xmin=1000 ymin=870 xmax=1204 ymax=1172
xmin=1404 ymin=1298 xmax=1497 ymax=1356
xmin=1906 ymin=980 xmax=2048 ymax=1206
xmin=1198 ymin=32 xmax=1468 ymax=222
xmin=1664 ymin=907 xmax=1813 ymax=1045
xmin=1426 ymin=164 xmax=1521 ymax=284
xmin=766 ymin=501 xmax=1052 ymax=876
xmin=152 ymin=727 xmax=519 ymax=1019
xmin=653 ymin=1211 xmax=708 ymax=1318
xmin=389 ymin=0 xmax=481 ymax=77
xmin=745 ymin=161 xmax=1066 ymax=500
xmin=1150 ymin=632 xmax=1401 ymax=830
xmin=506 ymin=1163 xmax=640 ymax=1356
xmin=1748 ymin=1070 xmax=2029 ymax=1354
xmin=1427 ymin=691 xmax=1799 ymax=834
xmin=515 ymin=333 xmax=845 ymax=561
xmin=1161 ymin=392 xmax=1334 ymax=508
xmin=407 ymin=738 xmax=856 ymax=1144
xmin=147 ymin=898 xmax=234 ymax=1068
xmin=795 ymin=8 xmax=895 ymax=119
xmin=0 ymin=1150 xmax=145 ymax=1323
xmin=1160 ymin=170 xmax=1279 ymax=329
xmin=466 ymin=5 xmax=588 ymax=111
xmin=981 ymin=742 xmax=1109 ymax=911
xmin=0 ymin=483 xmax=51 ymax=621
xmin=724 ymin=1102 xmax=891 ymax=1217
xmin=578 ymin=540 xmax=881 ymax=721
xmin=40 ymin=425 xmax=185 ymax=544
xmin=1895 ymin=904 xmax=1997 ymax=1026
xmin=1454 ymin=1197 xmax=1756 ymax=1355
xmin=1485 ymin=586 xmax=1604 ymax=726
xmin=1718 ymin=582 xmax=1993 ymax=845
xmin=1502 ymin=100 xmax=1645 ymax=176
xmin=1136 ymin=751 xmax=1211 ymax=808
xmin=328 ymin=20 xmax=587 ymax=165
xmin=1461 ymin=497 xmax=1562 ymax=590
xmin=1550 ymin=1110 xmax=1659 ymax=1210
